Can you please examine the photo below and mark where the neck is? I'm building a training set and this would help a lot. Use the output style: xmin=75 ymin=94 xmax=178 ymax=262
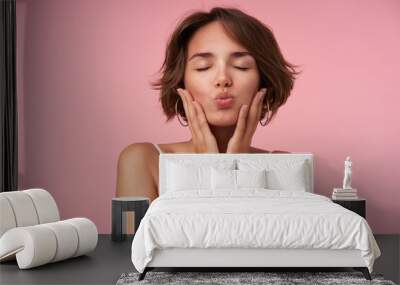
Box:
xmin=210 ymin=125 xmax=236 ymax=153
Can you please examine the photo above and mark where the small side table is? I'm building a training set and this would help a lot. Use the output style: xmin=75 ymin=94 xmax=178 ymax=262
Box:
xmin=332 ymin=198 xmax=366 ymax=218
xmin=112 ymin=197 xmax=149 ymax=242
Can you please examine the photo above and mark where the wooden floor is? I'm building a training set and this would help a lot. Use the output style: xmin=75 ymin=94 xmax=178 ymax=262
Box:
xmin=0 ymin=234 xmax=398 ymax=285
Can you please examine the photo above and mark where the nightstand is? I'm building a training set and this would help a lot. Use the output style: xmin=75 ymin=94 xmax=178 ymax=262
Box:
xmin=111 ymin=197 xmax=150 ymax=242
xmin=332 ymin=198 xmax=366 ymax=218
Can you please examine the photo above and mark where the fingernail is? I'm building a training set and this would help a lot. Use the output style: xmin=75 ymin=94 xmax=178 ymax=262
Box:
xmin=177 ymin=90 xmax=185 ymax=97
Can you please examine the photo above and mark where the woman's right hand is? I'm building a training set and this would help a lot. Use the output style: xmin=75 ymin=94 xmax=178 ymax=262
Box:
xmin=177 ymin=88 xmax=219 ymax=153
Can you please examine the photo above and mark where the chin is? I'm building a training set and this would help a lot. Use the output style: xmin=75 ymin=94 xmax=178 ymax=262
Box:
xmin=207 ymin=113 xmax=237 ymax=127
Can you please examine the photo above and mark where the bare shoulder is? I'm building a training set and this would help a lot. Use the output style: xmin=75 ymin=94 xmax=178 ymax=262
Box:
xmin=118 ymin=141 xmax=187 ymax=160
xmin=117 ymin=143 xmax=160 ymax=180
xmin=116 ymin=142 xmax=159 ymax=199
xmin=118 ymin=142 xmax=159 ymax=164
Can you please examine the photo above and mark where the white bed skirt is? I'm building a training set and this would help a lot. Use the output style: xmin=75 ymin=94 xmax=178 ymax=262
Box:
xmin=147 ymin=248 xmax=366 ymax=268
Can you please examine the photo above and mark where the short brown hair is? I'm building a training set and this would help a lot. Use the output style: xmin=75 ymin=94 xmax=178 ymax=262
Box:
xmin=150 ymin=6 xmax=302 ymax=124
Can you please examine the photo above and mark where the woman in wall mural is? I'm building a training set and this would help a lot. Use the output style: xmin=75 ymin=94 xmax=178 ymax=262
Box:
xmin=116 ymin=7 xmax=300 ymax=200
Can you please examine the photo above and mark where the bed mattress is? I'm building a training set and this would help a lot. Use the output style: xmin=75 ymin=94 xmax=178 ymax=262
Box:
xmin=131 ymin=189 xmax=380 ymax=273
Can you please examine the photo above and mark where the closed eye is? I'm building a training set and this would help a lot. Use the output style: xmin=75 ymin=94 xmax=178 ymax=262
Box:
xmin=195 ymin=67 xmax=250 ymax=71
xmin=195 ymin=67 xmax=210 ymax=71
xmin=235 ymin=67 xmax=249 ymax=71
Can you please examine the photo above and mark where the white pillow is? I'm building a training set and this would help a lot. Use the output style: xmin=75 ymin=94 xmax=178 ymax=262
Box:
xmin=266 ymin=162 xmax=307 ymax=191
xmin=236 ymin=169 xmax=267 ymax=188
xmin=238 ymin=159 xmax=308 ymax=191
xmin=211 ymin=168 xmax=267 ymax=190
xmin=211 ymin=168 xmax=236 ymax=190
xmin=166 ymin=160 xmax=235 ymax=192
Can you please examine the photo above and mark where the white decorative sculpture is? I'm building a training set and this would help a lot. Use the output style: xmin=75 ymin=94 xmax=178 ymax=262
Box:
xmin=342 ymin=156 xmax=352 ymax=190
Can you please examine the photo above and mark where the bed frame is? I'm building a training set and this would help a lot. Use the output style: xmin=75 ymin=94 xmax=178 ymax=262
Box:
xmin=141 ymin=248 xmax=371 ymax=280
xmin=138 ymin=153 xmax=372 ymax=281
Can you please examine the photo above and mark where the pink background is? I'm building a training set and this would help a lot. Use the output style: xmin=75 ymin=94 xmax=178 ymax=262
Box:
xmin=16 ymin=0 xmax=400 ymax=234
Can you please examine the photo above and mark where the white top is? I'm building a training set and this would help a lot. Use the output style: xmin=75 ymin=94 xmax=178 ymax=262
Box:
xmin=152 ymin=143 xmax=163 ymax=154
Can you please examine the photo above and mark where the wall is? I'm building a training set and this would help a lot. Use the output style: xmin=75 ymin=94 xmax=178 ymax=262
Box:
xmin=16 ymin=0 xmax=400 ymax=233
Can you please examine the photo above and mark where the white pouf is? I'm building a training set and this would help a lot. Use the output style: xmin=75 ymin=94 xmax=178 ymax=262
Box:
xmin=0 ymin=189 xmax=98 ymax=269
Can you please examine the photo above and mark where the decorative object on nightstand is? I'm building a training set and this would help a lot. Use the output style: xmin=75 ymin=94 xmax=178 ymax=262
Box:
xmin=111 ymin=197 xmax=149 ymax=242
xmin=332 ymin=198 xmax=366 ymax=218
xmin=342 ymin=156 xmax=353 ymax=190
xmin=332 ymin=156 xmax=358 ymax=200
xmin=332 ymin=187 xmax=358 ymax=200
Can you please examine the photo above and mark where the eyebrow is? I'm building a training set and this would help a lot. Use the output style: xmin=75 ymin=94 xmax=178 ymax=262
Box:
xmin=188 ymin=51 xmax=253 ymax=62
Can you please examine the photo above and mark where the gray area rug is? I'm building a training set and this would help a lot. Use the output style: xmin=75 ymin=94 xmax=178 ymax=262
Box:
xmin=116 ymin=271 xmax=397 ymax=285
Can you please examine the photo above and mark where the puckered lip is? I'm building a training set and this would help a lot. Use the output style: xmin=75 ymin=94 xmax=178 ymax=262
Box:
xmin=215 ymin=93 xmax=234 ymax=100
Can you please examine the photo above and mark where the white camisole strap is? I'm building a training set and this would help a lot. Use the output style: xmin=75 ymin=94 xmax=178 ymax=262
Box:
xmin=152 ymin=143 xmax=163 ymax=154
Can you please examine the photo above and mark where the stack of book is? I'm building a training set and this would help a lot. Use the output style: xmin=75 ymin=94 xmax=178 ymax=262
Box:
xmin=332 ymin=188 xmax=358 ymax=200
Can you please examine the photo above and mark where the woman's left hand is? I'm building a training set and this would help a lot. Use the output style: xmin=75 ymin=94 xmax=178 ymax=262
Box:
xmin=226 ymin=88 xmax=267 ymax=153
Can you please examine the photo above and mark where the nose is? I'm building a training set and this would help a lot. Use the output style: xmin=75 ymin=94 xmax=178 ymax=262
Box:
xmin=214 ymin=67 xmax=232 ymax=90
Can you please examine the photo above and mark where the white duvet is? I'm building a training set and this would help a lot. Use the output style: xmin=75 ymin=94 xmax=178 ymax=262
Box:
xmin=131 ymin=189 xmax=381 ymax=273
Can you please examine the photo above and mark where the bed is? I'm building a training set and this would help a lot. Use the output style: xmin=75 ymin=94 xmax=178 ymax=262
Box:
xmin=131 ymin=153 xmax=381 ymax=281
